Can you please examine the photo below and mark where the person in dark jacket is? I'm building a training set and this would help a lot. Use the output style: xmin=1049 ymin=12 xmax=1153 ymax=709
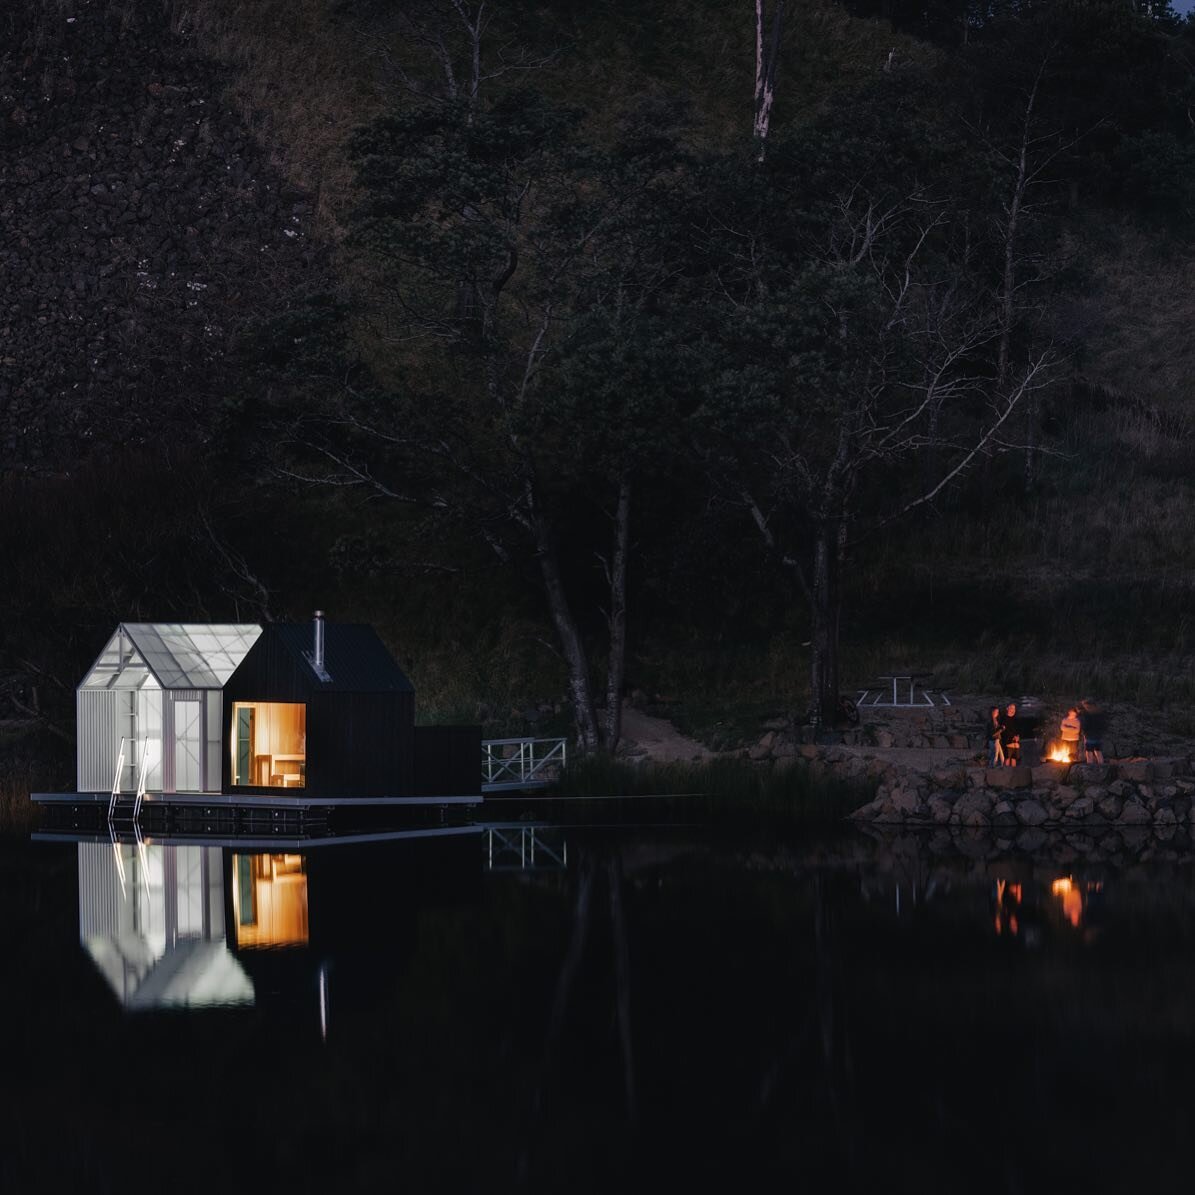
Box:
xmin=986 ymin=706 xmax=1005 ymax=767
xmin=1080 ymin=699 xmax=1108 ymax=763
xmin=1000 ymin=702 xmax=1020 ymax=766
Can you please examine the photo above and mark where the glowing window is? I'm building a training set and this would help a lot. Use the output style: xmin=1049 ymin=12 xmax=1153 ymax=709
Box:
xmin=231 ymin=853 xmax=309 ymax=948
xmin=231 ymin=701 xmax=306 ymax=788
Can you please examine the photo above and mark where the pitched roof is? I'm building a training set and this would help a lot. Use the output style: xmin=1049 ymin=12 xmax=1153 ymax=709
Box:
xmin=271 ymin=622 xmax=415 ymax=693
xmin=80 ymin=623 xmax=262 ymax=691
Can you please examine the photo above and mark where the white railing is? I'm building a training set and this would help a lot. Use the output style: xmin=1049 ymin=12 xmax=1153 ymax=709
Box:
xmin=484 ymin=826 xmax=568 ymax=871
xmin=107 ymin=735 xmax=158 ymax=825
xmin=481 ymin=737 xmax=567 ymax=789
xmin=107 ymin=736 xmax=128 ymax=821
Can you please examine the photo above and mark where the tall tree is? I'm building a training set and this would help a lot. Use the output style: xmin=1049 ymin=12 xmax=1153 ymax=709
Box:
xmin=689 ymin=86 xmax=1053 ymax=727
xmin=287 ymin=91 xmax=691 ymax=752
xmin=753 ymin=1 xmax=785 ymax=159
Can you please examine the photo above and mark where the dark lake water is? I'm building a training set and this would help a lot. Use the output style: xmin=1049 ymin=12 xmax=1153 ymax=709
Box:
xmin=5 ymin=817 xmax=1195 ymax=1193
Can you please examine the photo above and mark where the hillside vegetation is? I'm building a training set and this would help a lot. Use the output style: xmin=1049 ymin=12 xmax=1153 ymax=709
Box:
xmin=3 ymin=0 xmax=1195 ymax=759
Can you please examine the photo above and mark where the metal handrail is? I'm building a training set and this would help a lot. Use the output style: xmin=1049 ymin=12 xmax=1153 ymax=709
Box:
xmin=481 ymin=737 xmax=567 ymax=787
xmin=107 ymin=737 xmax=127 ymax=821
xmin=133 ymin=737 xmax=153 ymax=823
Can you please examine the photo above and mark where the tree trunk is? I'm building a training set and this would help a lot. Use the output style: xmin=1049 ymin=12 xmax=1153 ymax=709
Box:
xmin=533 ymin=514 xmax=601 ymax=754
xmin=604 ymin=476 xmax=631 ymax=753
xmin=753 ymin=1 xmax=784 ymax=160
xmin=808 ymin=520 xmax=841 ymax=730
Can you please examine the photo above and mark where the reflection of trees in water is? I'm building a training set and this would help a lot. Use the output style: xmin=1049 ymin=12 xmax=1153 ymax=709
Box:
xmin=521 ymin=851 xmax=637 ymax=1185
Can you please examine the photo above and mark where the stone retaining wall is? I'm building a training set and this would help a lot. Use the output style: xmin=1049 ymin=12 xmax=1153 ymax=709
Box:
xmin=850 ymin=756 xmax=1195 ymax=831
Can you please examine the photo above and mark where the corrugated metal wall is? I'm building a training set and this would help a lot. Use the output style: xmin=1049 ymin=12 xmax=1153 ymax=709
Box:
xmin=77 ymin=690 xmax=134 ymax=791
xmin=206 ymin=692 xmax=222 ymax=793
xmin=78 ymin=842 xmax=128 ymax=939
xmin=138 ymin=688 xmax=163 ymax=791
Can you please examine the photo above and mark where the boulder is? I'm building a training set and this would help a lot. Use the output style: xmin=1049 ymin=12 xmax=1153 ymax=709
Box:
xmin=1064 ymin=795 xmax=1095 ymax=820
xmin=948 ymin=735 xmax=969 ymax=750
xmin=986 ymin=767 xmax=1032 ymax=789
xmin=955 ymin=791 xmax=994 ymax=819
xmin=1069 ymin=764 xmax=1112 ymax=786
xmin=930 ymin=766 xmax=967 ymax=789
xmin=927 ymin=796 xmax=954 ymax=825
xmin=875 ymin=729 xmax=895 ymax=748
xmin=1155 ymin=807 xmax=1178 ymax=828
xmin=1032 ymin=762 xmax=1069 ymax=786
xmin=992 ymin=801 xmax=1019 ymax=829
xmin=1051 ymin=785 xmax=1080 ymax=809
xmin=888 ymin=787 xmax=922 ymax=816
xmin=1117 ymin=761 xmax=1154 ymax=784
xmin=1015 ymin=799 xmax=1049 ymax=827
xmin=1096 ymin=794 xmax=1124 ymax=821
xmin=1118 ymin=802 xmax=1151 ymax=826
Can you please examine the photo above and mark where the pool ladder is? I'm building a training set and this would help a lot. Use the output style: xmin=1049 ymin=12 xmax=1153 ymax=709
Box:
xmin=107 ymin=736 xmax=151 ymax=826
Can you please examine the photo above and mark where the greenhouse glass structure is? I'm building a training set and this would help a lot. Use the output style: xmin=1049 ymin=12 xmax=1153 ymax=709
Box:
xmin=77 ymin=623 xmax=262 ymax=794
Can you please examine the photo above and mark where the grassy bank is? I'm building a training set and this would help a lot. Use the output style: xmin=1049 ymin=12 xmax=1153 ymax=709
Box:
xmin=554 ymin=755 xmax=875 ymax=826
xmin=0 ymin=773 xmax=40 ymax=833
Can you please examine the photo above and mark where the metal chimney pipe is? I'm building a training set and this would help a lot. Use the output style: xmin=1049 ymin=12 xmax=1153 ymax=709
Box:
xmin=313 ymin=610 xmax=325 ymax=671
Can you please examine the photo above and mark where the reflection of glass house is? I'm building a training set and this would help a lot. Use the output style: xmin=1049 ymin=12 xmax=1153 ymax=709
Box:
xmin=74 ymin=614 xmax=479 ymax=802
xmin=78 ymin=842 xmax=255 ymax=1009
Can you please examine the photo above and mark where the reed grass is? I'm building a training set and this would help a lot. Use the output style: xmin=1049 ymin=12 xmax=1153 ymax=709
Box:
xmin=555 ymin=754 xmax=875 ymax=825
xmin=0 ymin=772 xmax=40 ymax=832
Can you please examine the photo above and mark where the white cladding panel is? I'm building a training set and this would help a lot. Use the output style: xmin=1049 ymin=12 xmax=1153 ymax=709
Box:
xmin=206 ymin=691 xmax=222 ymax=794
xmin=77 ymin=689 xmax=135 ymax=791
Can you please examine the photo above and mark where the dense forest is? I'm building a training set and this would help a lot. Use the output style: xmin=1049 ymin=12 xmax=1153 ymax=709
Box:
xmin=4 ymin=0 xmax=1195 ymax=771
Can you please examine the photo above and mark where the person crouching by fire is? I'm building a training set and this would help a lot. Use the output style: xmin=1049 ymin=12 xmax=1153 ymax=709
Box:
xmin=1060 ymin=707 xmax=1082 ymax=762
xmin=1001 ymin=702 xmax=1021 ymax=766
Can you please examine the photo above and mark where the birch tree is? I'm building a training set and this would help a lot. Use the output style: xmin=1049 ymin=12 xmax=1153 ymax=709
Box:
xmin=753 ymin=1 xmax=785 ymax=159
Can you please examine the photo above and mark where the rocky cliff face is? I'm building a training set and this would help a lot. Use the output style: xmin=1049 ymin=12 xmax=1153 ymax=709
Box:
xmin=0 ymin=0 xmax=327 ymax=468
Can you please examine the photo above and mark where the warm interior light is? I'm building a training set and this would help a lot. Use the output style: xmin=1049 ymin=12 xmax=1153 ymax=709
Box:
xmin=231 ymin=853 xmax=309 ymax=948
xmin=231 ymin=701 xmax=307 ymax=787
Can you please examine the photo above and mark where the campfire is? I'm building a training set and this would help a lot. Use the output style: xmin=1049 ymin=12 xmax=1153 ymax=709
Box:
xmin=1046 ymin=741 xmax=1075 ymax=764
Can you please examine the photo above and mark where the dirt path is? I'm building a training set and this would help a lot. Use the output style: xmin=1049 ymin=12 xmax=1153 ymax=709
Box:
xmin=619 ymin=708 xmax=713 ymax=763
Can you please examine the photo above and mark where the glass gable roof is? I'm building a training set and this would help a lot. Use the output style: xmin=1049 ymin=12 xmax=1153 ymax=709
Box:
xmin=80 ymin=624 xmax=262 ymax=691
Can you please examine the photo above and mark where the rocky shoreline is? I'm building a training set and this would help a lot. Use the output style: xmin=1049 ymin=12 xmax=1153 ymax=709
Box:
xmin=848 ymin=754 xmax=1195 ymax=831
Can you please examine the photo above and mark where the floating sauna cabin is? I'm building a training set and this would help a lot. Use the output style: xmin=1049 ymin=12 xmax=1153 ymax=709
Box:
xmin=73 ymin=613 xmax=479 ymax=804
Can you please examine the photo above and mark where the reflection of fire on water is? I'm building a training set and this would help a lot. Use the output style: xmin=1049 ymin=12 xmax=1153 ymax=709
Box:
xmin=1051 ymin=875 xmax=1104 ymax=929
xmin=994 ymin=879 xmax=1023 ymax=937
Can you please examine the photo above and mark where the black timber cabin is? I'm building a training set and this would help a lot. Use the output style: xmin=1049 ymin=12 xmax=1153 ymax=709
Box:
xmin=220 ymin=613 xmax=479 ymax=799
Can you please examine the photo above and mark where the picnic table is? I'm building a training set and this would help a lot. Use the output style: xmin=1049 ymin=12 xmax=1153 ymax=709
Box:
xmin=856 ymin=673 xmax=950 ymax=708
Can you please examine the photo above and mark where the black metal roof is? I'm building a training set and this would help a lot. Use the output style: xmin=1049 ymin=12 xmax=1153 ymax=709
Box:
xmin=271 ymin=623 xmax=415 ymax=693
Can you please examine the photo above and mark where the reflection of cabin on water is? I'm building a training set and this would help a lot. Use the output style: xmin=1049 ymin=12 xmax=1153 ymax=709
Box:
xmin=76 ymin=834 xmax=479 ymax=1018
xmin=74 ymin=613 xmax=479 ymax=803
